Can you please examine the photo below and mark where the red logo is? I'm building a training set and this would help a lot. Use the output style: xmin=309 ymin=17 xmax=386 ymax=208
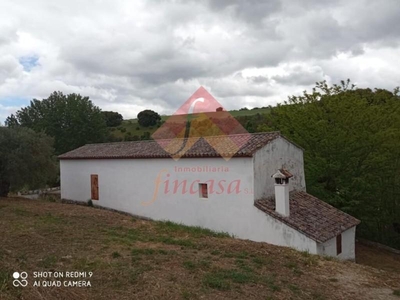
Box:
xmin=152 ymin=86 xmax=250 ymax=160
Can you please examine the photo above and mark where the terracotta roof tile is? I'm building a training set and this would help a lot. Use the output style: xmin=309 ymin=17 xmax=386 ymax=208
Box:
xmin=254 ymin=191 xmax=360 ymax=243
xmin=59 ymin=132 xmax=281 ymax=159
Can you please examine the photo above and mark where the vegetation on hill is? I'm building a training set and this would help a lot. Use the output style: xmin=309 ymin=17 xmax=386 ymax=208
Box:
xmin=229 ymin=106 xmax=271 ymax=117
xmin=266 ymin=80 xmax=400 ymax=249
xmin=107 ymin=108 xmax=272 ymax=142
xmin=0 ymin=127 xmax=57 ymax=196
xmin=0 ymin=198 xmax=399 ymax=300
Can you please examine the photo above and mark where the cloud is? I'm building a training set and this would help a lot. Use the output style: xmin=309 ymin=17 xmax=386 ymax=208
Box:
xmin=0 ymin=55 xmax=23 ymax=84
xmin=206 ymin=0 xmax=282 ymax=25
xmin=0 ymin=0 xmax=399 ymax=122
xmin=272 ymin=64 xmax=325 ymax=86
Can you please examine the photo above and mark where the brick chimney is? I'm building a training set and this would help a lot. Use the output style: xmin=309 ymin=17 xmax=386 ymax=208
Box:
xmin=271 ymin=169 xmax=293 ymax=217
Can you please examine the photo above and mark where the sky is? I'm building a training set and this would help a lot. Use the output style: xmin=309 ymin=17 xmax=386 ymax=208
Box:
xmin=0 ymin=0 xmax=399 ymax=123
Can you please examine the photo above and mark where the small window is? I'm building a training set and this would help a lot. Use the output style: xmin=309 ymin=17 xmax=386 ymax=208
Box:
xmin=199 ymin=183 xmax=208 ymax=198
xmin=336 ymin=234 xmax=342 ymax=255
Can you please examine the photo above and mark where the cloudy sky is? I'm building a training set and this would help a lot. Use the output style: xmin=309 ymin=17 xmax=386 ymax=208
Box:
xmin=1 ymin=0 xmax=399 ymax=122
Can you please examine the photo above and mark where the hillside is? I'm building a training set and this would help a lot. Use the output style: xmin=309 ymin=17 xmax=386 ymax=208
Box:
xmin=108 ymin=107 xmax=271 ymax=141
xmin=1 ymin=198 xmax=399 ymax=300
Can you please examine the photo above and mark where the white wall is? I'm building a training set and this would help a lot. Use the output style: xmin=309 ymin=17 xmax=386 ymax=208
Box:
xmin=60 ymin=155 xmax=318 ymax=253
xmin=61 ymin=157 xmax=255 ymax=234
xmin=247 ymin=207 xmax=318 ymax=253
xmin=253 ymin=137 xmax=306 ymax=200
xmin=317 ymin=226 xmax=356 ymax=260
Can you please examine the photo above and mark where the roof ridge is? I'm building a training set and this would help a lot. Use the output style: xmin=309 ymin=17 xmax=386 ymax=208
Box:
xmin=58 ymin=131 xmax=283 ymax=159
xmin=83 ymin=131 xmax=281 ymax=147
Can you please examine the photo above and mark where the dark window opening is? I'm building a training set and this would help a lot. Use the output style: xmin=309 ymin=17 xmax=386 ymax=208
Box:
xmin=336 ymin=234 xmax=342 ymax=255
xmin=199 ymin=183 xmax=208 ymax=198
xmin=275 ymin=178 xmax=289 ymax=184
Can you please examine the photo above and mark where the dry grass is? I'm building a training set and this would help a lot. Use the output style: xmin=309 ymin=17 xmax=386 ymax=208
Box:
xmin=0 ymin=197 xmax=399 ymax=300
xmin=356 ymin=242 xmax=400 ymax=274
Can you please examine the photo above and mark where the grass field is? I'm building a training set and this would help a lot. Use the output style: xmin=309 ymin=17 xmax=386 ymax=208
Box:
xmin=1 ymin=197 xmax=399 ymax=300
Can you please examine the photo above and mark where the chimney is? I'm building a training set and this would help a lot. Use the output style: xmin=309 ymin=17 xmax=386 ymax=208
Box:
xmin=271 ymin=169 xmax=293 ymax=217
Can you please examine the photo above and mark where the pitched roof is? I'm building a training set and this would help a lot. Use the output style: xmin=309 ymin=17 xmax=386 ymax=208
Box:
xmin=272 ymin=169 xmax=293 ymax=179
xmin=255 ymin=191 xmax=360 ymax=243
xmin=58 ymin=132 xmax=281 ymax=159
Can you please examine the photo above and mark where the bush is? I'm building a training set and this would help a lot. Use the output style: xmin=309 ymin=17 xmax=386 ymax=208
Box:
xmin=102 ymin=111 xmax=123 ymax=127
xmin=125 ymin=132 xmax=139 ymax=141
xmin=106 ymin=134 xmax=123 ymax=142
xmin=140 ymin=132 xmax=151 ymax=140
xmin=0 ymin=127 xmax=57 ymax=196
xmin=137 ymin=110 xmax=161 ymax=127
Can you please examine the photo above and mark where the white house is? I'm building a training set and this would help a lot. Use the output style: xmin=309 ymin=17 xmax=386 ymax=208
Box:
xmin=59 ymin=132 xmax=360 ymax=260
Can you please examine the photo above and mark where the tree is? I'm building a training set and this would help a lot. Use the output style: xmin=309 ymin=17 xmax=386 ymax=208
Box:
xmin=5 ymin=92 xmax=107 ymax=155
xmin=267 ymin=80 xmax=400 ymax=248
xmin=0 ymin=127 xmax=57 ymax=196
xmin=102 ymin=111 xmax=123 ymax=127
xmin=137 ymin=110 xmax=161 ymax=127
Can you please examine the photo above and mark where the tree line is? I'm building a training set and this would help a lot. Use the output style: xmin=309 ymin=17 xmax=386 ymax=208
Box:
xmin=1 ymin=91 xmax=161 ymax=196
xmin=263 ymin=80 xmax=400 ymax=249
